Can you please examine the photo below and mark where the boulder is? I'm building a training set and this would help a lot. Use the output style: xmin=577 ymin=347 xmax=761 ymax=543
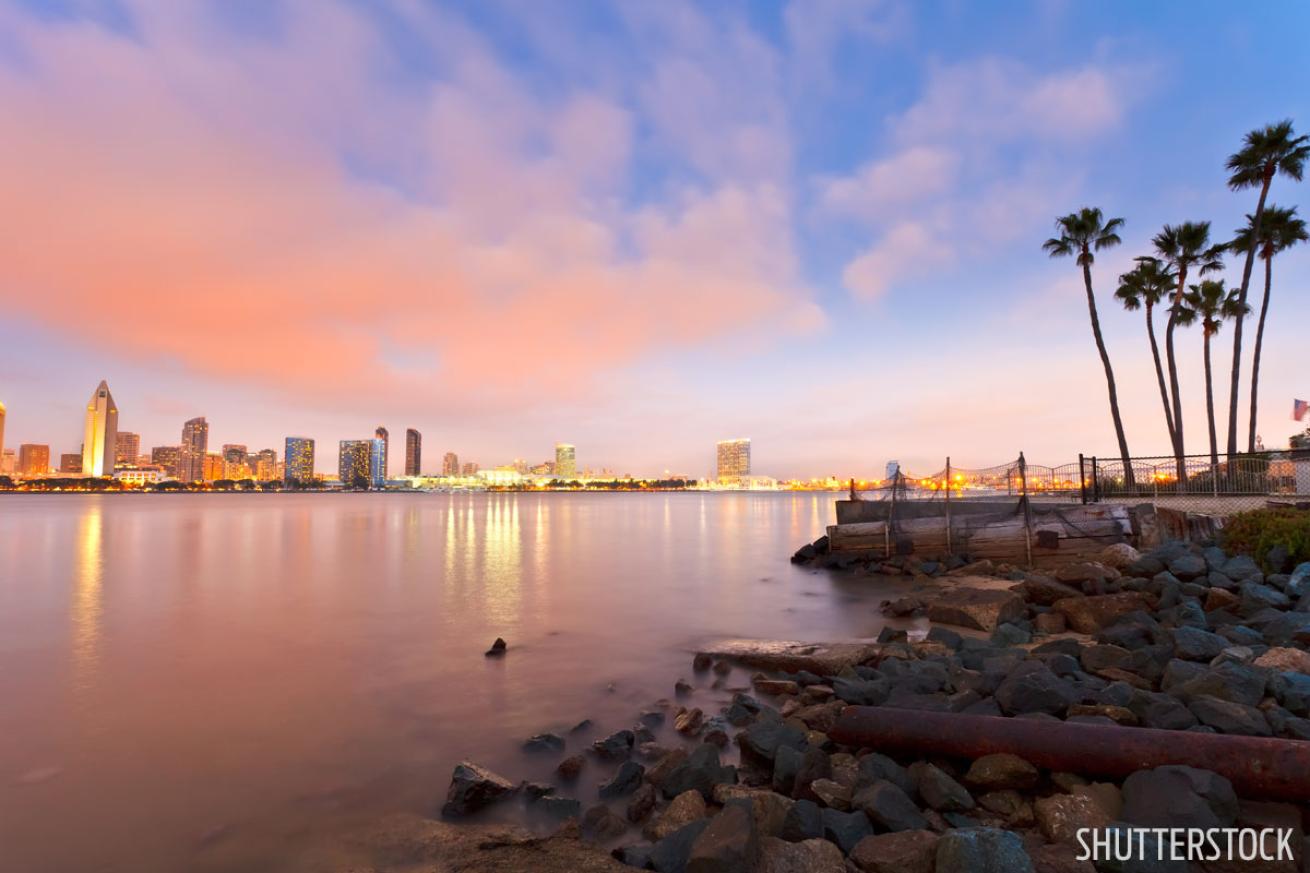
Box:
xmin=995 ymin=663 xmax=1077 ymax=716
xmin=1254 ymin=647 xmax=1310 ymax=674
xmin=1034 ymin=612 xmax=1067 ymax=635
xmin=1018 ymin=576 xmax=1085 ymax=607
xmin=645 ymin=789 xmax=708 ymax=841
xmin=780 ymin=799 xmax=824 ymax=842
xmin=1053 ymin=593 xmax=1152 ymax=633
xmin=1098 ymin=543 xmax=1142 ymax=570
xmin=1171 ymin=626 xmax=1228 ymax=662
xmin=933 ymin=827 xmax=1034 ymax=873
xmin=976 ymin=790 xmax=1034 ymax=827
xmin=1033 ymin=794 xmax=1112 ymax=846
xmin=1222 ymin=554 xmax=1262 ymax=582
xmin=1171 ymin=661 xmax=1267 ymax=707
xmin=809 ymin=778 xmax=850 ymax=811
xmin=533 ymin=795 xmax=582 ymax=822
xmin=557 ymin=754 xmax=586 ymax=781
xmin=524 ymin=732 xmax=566 ymax=753
xmin=850 ymin=830 xmax=939 ymax=873
xmin=1127 ymin=690 xmax=1197 ymax=731
xmin=599 ymin=761 xmax=646 ymax=799
xmin=963 ymin=753 xmax=1039 ymax=791
xmin=1054 ymin=561 xmax=1121 ymax=588
xmin=851 ymin=780 xmax=928 ymax=832
xmin=627 ymin=784 xmax=657 ymax=823
xmin=675 ymin=708 xmax=705 ymax=735
xmin=909 ymin=762 xmax=974 ymax=812
xmin=651 ymin=819 xmax=711 ymax=873
xmin=485 ymin=637 xmax=508 ymax=656
xmin=593 ymin=730 xmax=636 ymax=760
xmin=791 ymin=747 xmax=832 ymax=804
xmin=1120 ymin=765 xmax=1238 ymax=829
xmin=582 ymin=804 xmax=629 ymax=842
xmin=1168 ymin=554 xmax=1208 ymax=580
xmin=659 ymin=744 xmax=736 ymax=801
xmin=686 ymin=800 xmax=757 ymax=873
xmin=737 ymin=719 xmax=807 ymax=762
xmin=441 ymin=761 xmax=517 ymax=816
xmin=757 ymin=836 xmax=845 ymax=873
xmin=1187 ymin=696 xmax=1272 ymax=736
xmin=926 ymin=588 xmax=1026 ymax=633
xmin=857 ymin=753 xmax=914 ymax=795
xmin=832 ymin=676 xmax=891 ymax=707
xmin=820 ymin=808 xmax=874 ymax=855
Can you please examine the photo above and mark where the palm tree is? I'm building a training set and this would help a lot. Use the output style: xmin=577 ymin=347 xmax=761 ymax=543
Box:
xmin=1224 ymin=121 xmax=1310 ymax=456
xmin=1150 ymin=222 xmax=1225 ymax=477
xmin=1115 ymin=258 xmax=1178 ymax=454
xmin=1180 ymin=280 xmax=1248 ymax=472
xmin=1043 ymin=208 xmax=1134 ymax=487
xmin=1229 ymin=205 xmax=1309 ymax=451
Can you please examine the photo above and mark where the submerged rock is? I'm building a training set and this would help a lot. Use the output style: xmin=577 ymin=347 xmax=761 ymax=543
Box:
xmin=485 ymin=637 xmax=508 ymax=657
xmin=441 ymin=761 xmax=517 ymax=817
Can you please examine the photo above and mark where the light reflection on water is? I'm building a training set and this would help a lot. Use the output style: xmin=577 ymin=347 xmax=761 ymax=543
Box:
xmin=0 ymin=492 xmax=906 ymax=873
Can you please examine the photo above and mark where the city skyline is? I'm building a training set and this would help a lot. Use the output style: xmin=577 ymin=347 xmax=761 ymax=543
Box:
xmin=1 ymin=3 xmax=1309 ymax=476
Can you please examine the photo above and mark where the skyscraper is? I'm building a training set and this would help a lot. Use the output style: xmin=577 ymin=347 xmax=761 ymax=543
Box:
xmin=82 ymin=380 xmax=119 ymax=477
xmin=178 ymin=417 xmax=209 ymax=482
xmin=222 ymin=444 xmax=248 ymax=466
xmin=253 ymin=448 xmax=278 ymax=481
xmin=202 ymin=453 xmax=224 ymax=482
xmin=374 ymin=426 xmax=389 ymax=478
xmin=716 ymin=438 xmax=751 ymax=483
xmin=0 ymin=399 xmax=6 ymax=461
xmin=404 ymin=428 xmax=421 ymax=476
xmin=443 ymin=452 xmax=459 ymax=476
xmin=284 ymin=437 xmax=315 ymax=483
xmin=339 ymin=440 xmax=371 ymax=488
xmin=19 ymin=444 xmax=50 ymax=477
xmin=115 ymin=431 xmax=140 ymax=466
xmin=555 ymin=443 xmax=577 ymax=479
xmin=369 ymin=437 xmax=387 ymax=488
xmin=151 ymin=446 xmax=180 ymax=477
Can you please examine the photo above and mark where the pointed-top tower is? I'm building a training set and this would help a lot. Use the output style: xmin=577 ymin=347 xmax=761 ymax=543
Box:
xmin=82 ymin=380 xmax=119 ymax=477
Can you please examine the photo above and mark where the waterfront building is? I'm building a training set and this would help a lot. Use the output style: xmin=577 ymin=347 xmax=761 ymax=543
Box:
xmin=461 ymin=461 xmax=479 ymax=476
xmin=178 ymin=417 xmax=209 ymax=482
xmin=222 ymin=444 xmax=248 ymax=466
xmin=284 ymin=437 xmax=315 ymax=483
xmin=0 ymin=448 xmax=15 ymax=476
xmin=253 ymin=448 xmax=278 ymax=481
xmin=369 ymin=438 xmax=387 ymax=487
xmin=405 ymin=428 xmax=421 ymax=476
xmin=555 ymin=443 xmax=577 ymax=479
xmin=115 ymin=431 xmax=140 ymax=465
xmin=82 ymin=380 xmax=119 ymax=477
xmin=19 ymin=443 xmax=51 ymax=477
xmin=443 ymin=452 xmax=460 ymax=476
xmin=151 ymin=446 xmax=180 ymax=477
xmin=0 ymin=399 xmax=6 ymax=459
xmin=202 ymin=453 xmax=224 ymax=482
xmin=716 ymin=438 xmax=751 ymax=483
xmin=224 ymin=460 xmax=253 ymax=480
xmin=59 ymin=452 xmax=83 ymax=473
xmin=116 ymin=467 xmax=164 ymax=486
xmin=374 ymin=426 xmax=389 ymax=478
xmin=338 ymin=440 xmax=371 ymax=488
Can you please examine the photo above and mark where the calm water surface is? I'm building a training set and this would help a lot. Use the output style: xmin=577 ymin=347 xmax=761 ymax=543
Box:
xmin=0 ymin=492 xmax=904 ymax=872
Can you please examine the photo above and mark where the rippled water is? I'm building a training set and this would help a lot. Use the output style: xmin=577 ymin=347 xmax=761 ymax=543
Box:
xmin=0 ymin=492 xmax=904 ymax=872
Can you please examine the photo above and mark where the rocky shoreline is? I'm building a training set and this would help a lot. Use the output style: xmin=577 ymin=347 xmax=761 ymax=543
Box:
xmin=357 ymin=540 xmax=1310 ymax=872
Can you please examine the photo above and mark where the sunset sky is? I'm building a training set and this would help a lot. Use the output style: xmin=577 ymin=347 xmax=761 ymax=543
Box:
xmin=2 ymin=0 xmax=1308 ymax=478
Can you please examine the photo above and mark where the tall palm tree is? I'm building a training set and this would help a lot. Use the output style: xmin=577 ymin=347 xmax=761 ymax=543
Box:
xmin=1115 ymin=258 xmax=1178 ymax=454
xmin=1224 ymin=120 xmax=1310 ymax=456
xmin=1150 ymin=222 xmax=1225 ymax=477
xmin=1180 ymin=280 xmax=1248 ymax=472
xmin=1043 ymin=208 xmax=1134 ymax=486
xmin=1229 ymin=205 xmax=1309 ymax=451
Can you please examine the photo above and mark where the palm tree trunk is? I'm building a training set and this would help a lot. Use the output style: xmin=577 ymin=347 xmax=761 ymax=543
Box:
xmin=1204 ymin=330 xmax=1218 ymax=473
xmin=1246 ymin=253 xmax=1273 ymax=452
xmin=1226 ymin=174 xmax=1272 ymax=457
xmin=1165 ymin=268 xmax=1188 ymax=482
xmin=1082 ymin=261 xmax=1135 ymax=488
xmin=1145 ymin=303 xmax=1175 ymax=447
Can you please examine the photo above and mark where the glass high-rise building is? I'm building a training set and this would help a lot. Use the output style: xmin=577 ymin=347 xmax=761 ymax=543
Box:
xmin=369 ymin=438 xmax=387 ymax=488
xmin=115 ymin=431 xmax=140 ymax=466
xmin=151 ymin=445 xmax=180 ymax=477
xmin=404 ymin=428 xmax=421 ymax=476
xmin=252 ymin=448 xmax=278 ymax=481
xmin=284 ymin=437 xmax=315 ymax=483
xmin=555 ymin=443 xmax=577 ymax=479
xmin=178 ymin=417 xmax=209 ymax=482
xmin=338 ymin=440 xmax=371 ymax=488
xmin=0 ymin=399 xmax=7 ymax=461
xmin=374 ymin=426 xmax=389 ymax=478
xmin=716 ymin=438 xmax=751 ymax=483
xmin=443 ymin=452 xmax=459 ymax=476
xmin=82 ymin=380 xmax=119 ymax=477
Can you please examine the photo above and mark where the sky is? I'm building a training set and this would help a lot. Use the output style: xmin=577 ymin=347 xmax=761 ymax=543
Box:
xmin=1 ymin=0 xmax=1308 ymax=479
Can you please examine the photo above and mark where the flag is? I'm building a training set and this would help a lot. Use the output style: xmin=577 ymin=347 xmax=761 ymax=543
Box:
xmin=1295 ymin=399 xmax=1310 ymax=422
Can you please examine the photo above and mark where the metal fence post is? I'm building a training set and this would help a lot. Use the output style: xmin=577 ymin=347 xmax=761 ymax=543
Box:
xmin=945 ymin=456 xmax=953 ymax=556
xmin=1019 ymin=451 xmax=1032 ymax=567
xmin=1078 ymin=454 xmax=1087 ymax=505
xmin=1091 ymin=456 xmax=1101 ymax=503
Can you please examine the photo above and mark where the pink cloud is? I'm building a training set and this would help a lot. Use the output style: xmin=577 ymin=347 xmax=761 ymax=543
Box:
xmin=0 ymin=2 xmax=817 ymax=414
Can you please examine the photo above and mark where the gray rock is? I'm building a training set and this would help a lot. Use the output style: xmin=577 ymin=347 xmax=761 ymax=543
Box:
xmin=990 ymin=623 xmax=1031 ymax=647
xmin=771 ymin=745 xmax=803 ymax=795
xmin=1271 ymin=671 xmax=1310 ymax=716
xmin=1241 ymin=582 xmax=1290 ymax=615
xmin=933 ymin=827 xmax=1034 ymax=873
xmin=850 ymin=830 xmax=939 ymax=873
xmin=686 ymin=800 xmax=757 ymax=873
xmin=441 ymin=761 xmax=517 ymax=816
xmin=963 ymin=753 xmax=1038 ymax=791
xmin=1127 ymin=690 xmax=1198 ymax=730
xmin=533 ymin=795 xmax=582 ymax=821
xmin=1171 ymin=660 xmax=1267 ymax=707
xmin=756 ymin=836 xmax=845 ymax=873
xmin=582 ymin=803 xmax=629 ymax=842
xmin=660 ymin=744 xmax=736 ymax=800
xmin=791 ymin=747 xmax=832 ymax=803
xmin=820 ymin=808 xmax=873 ymax=855
xmin=832 ymin=676 xmax=890 ymax=707
xmin=909 ymin=762 xmax=974 ymax=812
xmin=524 ymin=732 xmax=566 ymax=753
xmin=926 ymin=588 xmax=1026 ymax=632
xmin=737 ymin=719 xmax=806 ymax=762
xmin=600 ymin=761 xmax=647 ymax=799
xmin=994 ymin=662 xmax=1077 ymax=716
xmin=857 ymin=753 xmax=913 ymax=794
xmin=780 ymin=798 xmax=823 ymax=842
xmin=1168 ymin=554 xmax=1208 ymax=580
xmin=1222 ymin=554 xmax=1262 ymax=582
xmin=1121 ymin=765 xmax=1238 ymax=829
xmin=651 ymin=819 xmax=711 ymax=873
xmin=1187 ymin=696 xmax=1272 ymax=736
xmin=594 ymin=730 xmax=636 ymax=760
xmin=852 ymin=780 xmax=928 ymax=832
xmin=1171 ymin=627 xmax=1228 ymax=662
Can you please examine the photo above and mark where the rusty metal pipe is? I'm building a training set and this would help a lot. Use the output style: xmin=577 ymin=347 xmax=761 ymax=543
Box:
xmin=831 ymin=707 xmax=1310 ymax=801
